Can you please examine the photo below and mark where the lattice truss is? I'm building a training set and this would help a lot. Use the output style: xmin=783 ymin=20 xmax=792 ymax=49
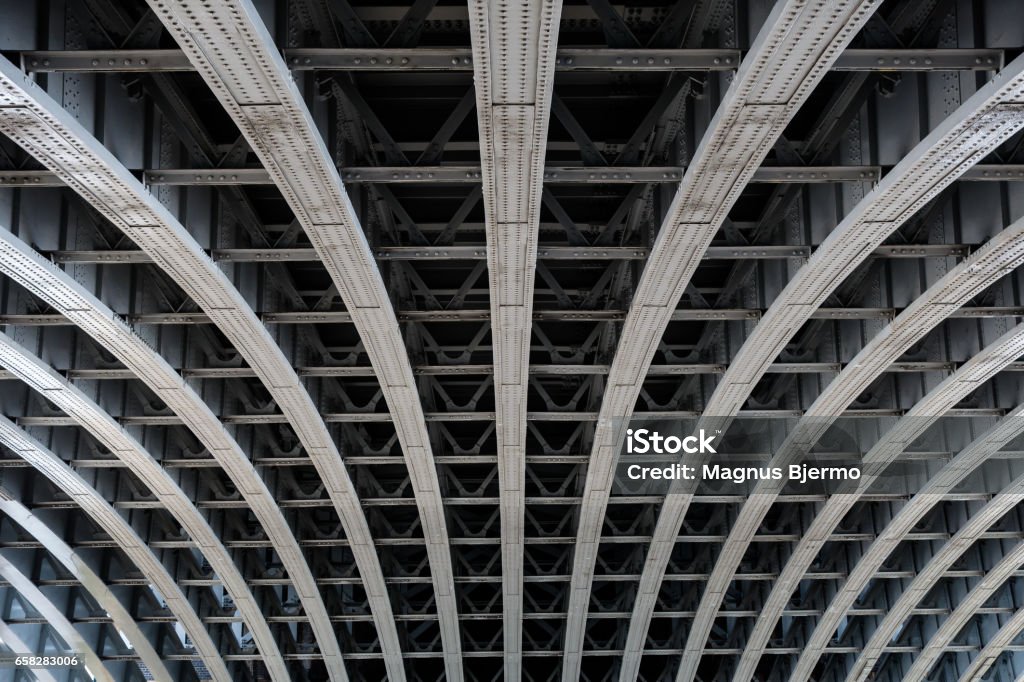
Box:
xmin=0 ymin=1 xmax=1023 ymax=681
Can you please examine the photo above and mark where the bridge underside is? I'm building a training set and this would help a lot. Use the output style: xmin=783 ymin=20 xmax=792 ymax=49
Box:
xmin=1 ymin=1 xmax=1024 ymax=681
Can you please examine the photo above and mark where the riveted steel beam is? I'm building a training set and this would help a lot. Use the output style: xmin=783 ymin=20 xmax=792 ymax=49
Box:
xmin=18 ymin=48 xmax=1003 ymax=73
xmin=143 ymin=0 xmax=459 ymax=677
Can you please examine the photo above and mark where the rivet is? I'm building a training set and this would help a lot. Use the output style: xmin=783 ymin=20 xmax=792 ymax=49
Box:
xmin=401 ymin=57 xmax=409 ymax=65
xmin=369 ymin=57 xmax=377 ymax=64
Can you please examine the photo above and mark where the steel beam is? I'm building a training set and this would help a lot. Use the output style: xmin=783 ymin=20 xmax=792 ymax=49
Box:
xmin=143 ymin=0 xmax=459 ymax=677
xmin=0 ymin=487 xmax=174 ymax=681
xmin=6 ymin=307 xmax=1022 ymax=327
xmin=17 ymin=48 xmax=1003 ymax=73
xmin=4 ymin=163 xmax=1024 ymax=189
xmin=0 ymin=222 xmax=312 ymax=680
xmin=469 ymin=2 xmax=562 ymax=676
xmin=676 ymin=51 xmax=1024 ymax=682
xmin=787 ymin=404 xmax=1024 ymax=681
xmin=955 ymin=604 xmax=1024 ymax=681
xmin=902 ymin=540 xmax=1024 ymax=680
xmin=848 ymin=471 xmax=1024 ymax=682
xmin=556 ymin=4 xmax=901 ymax=676
xmin=0 ymin=553 xmax=110 ymax=682
xmin=40 ymin=243 xmax=978 ymax=263
xmin=0 ymin=54 xmax=397 ymax=681
xmin=0 ymin=617 xmax=57 ymax=682
xmin=722 ymin=315 xmax=1024 ymax=682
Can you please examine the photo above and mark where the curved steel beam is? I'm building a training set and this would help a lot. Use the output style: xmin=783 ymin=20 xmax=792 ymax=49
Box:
xmin=0 ymin=226 xmax=321 ymax=679
xmin=847 ymin=469 xmax=1024 ymax=682
xmin=0 ymin=617 xmax=57 ymax=682
xmin=732 ymin=321 xmax=1024 ymax=681
xmin=679 ymin=216 xmax=1024 ymax=682
xmin=468 ymin=1 xmax=561 ymax=677
xmin=557 ymin=1 xmax=884 ymax=676
xmin=0 ymin=372 xmax=230 ymax=679
xmin=140 ymin=2 xmax=459 ymax=675
xmin=957 ymin=604 xmax=1024 ymax=681
xmin=786 ymin=397 xmax=1024 ymax=681
xmin=621 ymin=52 xmax=1024 ymax=682
xmin=0 ymin=554 xmax=110 ymax=682
xmin=0 ymin=54 xmax=397 ymax=681
xmin=0 ymin=486 xmax=173 ymax=681
xmin=902 ymin=540 xmax=1024 ymax=680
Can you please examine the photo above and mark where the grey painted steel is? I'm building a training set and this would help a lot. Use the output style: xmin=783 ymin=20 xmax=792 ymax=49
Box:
xmin=902 ymin=539 xmax=1024 ymax=680
xmin=468 ymin=1 xmax=562 ymax=677
xmin=0 ymin=486 xmax=173 ymax=681
xmin=0 ymin=224 xmax=317 ymax=679
xmin=732 ymin=322 xmax=1024 ymax=682
xmin=17 ymin=47 xmax=1004 ymax=74
xmin=560 ymin=1 xmax=885 ymax=677
xmin=957 ymin=603 xmax=1024 ymax=681
xmin=0 ymin=329 xmax=263 ymax=681
xmin=847 ymin=470 xmax=1024 ymax=682
xmin=621 ymin=51 xmax=1024 ymax=682
xmin=143 ymin=1 xmax=458 ymax=674
xmin=788 ymin=398 xmax=1024 ymax=682
xmin=679 ymin=218 xmax=1024 ymax=682
xmin=0 ymin=45 xmax=399 ymax=680
xmin=0 ymin=553 xmax=110 ymax=682
xmin=0 ymin=617 xmax=57 ymax=682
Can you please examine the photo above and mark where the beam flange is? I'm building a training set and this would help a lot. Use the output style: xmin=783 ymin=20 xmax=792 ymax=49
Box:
xmin=18 ymin=48 xmax=1004 ymax=73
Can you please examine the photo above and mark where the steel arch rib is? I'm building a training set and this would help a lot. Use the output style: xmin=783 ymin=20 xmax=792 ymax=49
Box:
xmin=0 ymin=54 xmax=399 ymax=681
xmin=0 ymin=225 xmax=329 ymax=679
xmin=0 ymin=329 xmax=253 ymax=681
xmin=0 ymin=554 xmax=110 ymax=682
xmin=902 ymin=539 xmax=1024 ymax=681
xmin=957 ymin=604 xmax=1024 ymax=681
xmin=730 ymin=322 xmax=1024 ymax=682
xmin=552 ymin=0 xmax=884 ymax=677
xmin=139 ymin=2 xmax=460 ymax=675
xmin=784 ymin=398 xmax=1024 ymax=682
xmin=673 ymin=216 xmax=1024 ymax=682
xmin=618 ymin=52 xmax=1024 ymax=682
xmin=468 ymin=1 xmax=562 ymax=677
xmin=0 ymin=485 xmax=173 ymax=682
xmin=0 ymin=618 xmax=57 ymax=682
xmin=847 ymin=469 xmax=1024 ymax=682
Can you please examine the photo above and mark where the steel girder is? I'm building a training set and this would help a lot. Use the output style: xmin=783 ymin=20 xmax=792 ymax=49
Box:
xmin=0 ymin=553 xmax=109 ymax=682
xmin=0 ymin=616 xmax=58 ymax=682
xmin=0 ymin=328 xmax=258 ymax=680
xmin=679 ymin=214 xmax=1024 ymax=682
xmin=468 ymin=1 xmax=562 ymax=677
xmin=560 ymin=1 xmax=884 ymax=677
xmin=682 ymin=50 xmax=1024 ymax=682
xmin=785 ymin=396 xmax=1024 ymax=682
xmin=0 ymin=218 xmax=306 ymax=677
xmin=140 ymin=2 xmax=463 ymax=677
xmin=848 ymin=466 xmax=1024 ymax=681
xmin=0 ymin=486 xmax=174 ymax=681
